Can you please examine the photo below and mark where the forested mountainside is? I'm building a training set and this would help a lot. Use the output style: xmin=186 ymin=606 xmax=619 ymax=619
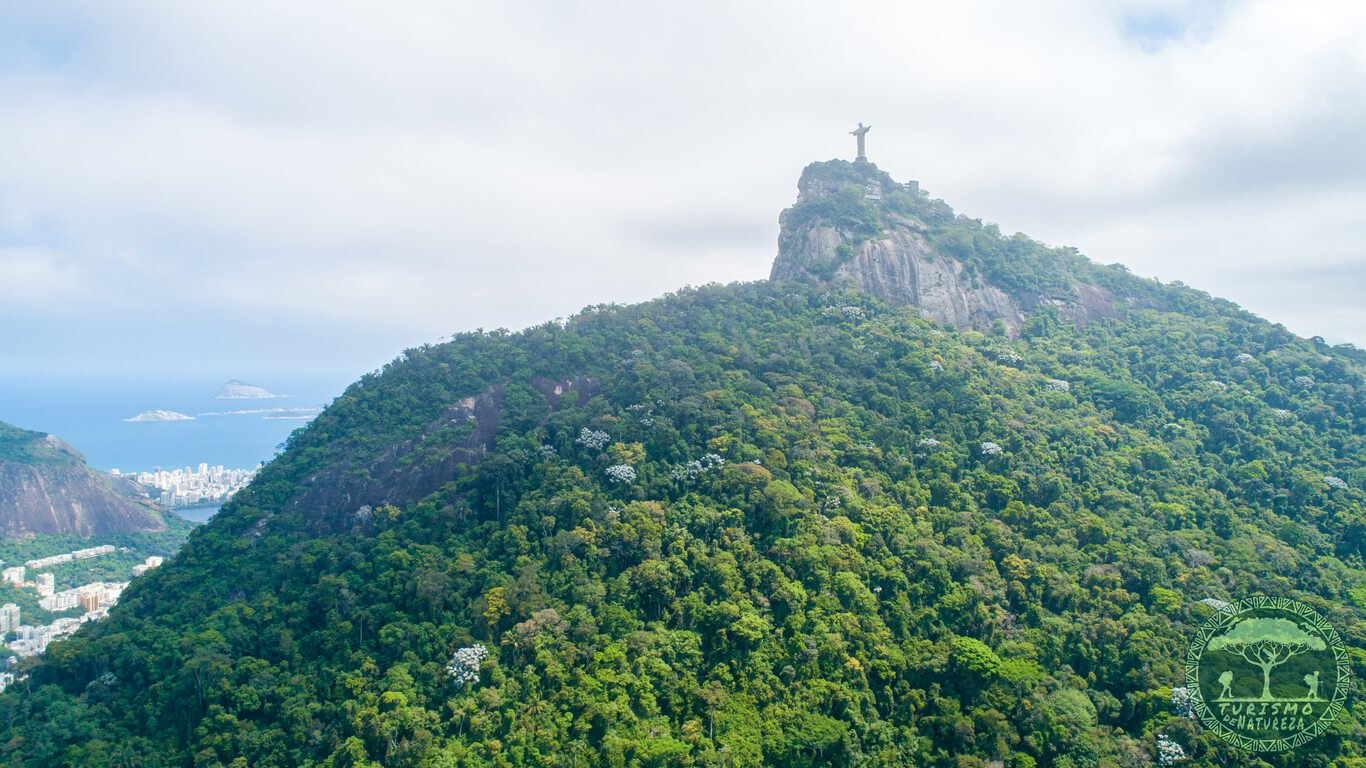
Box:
xmin=2 ymin=166 xmax=1364 ymax=768
xmin=0 ymin=421 xmax=165 ymax=537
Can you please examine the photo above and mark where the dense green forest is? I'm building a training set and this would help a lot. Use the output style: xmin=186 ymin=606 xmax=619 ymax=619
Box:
xmin=1 ymin=274 xmax=1362 ymax=767
xmin=0 ymin=424 xmax=74 ymax=467
xmin=3 ymin=160 xmax=1365 ymax=766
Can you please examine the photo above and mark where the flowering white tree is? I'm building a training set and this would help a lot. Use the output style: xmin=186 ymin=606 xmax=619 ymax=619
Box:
xmin=605 ymin=464 xmax=636 ymax=484
xmin=576 ymin=428 xmax=611 ymax=450
xmin=980 ymin=441 xmax=1003 ymax=456
xmin=670 ymin=453 xmax=725 ymax=481
xmin=447 ymin=644 xmax=489 ymax=688
xmin=1045 ymin=378 xmax=1070 ymax=393
xmin=1155 ymin=734 xmax=1186 ymax=766
xmin=1169 ymin=686 xmax=1194 ymax=719
xmin=1325 ymin=475 xmax=1348 ymax=490
xmin=626 ymin=403 xmax=656 ymax=426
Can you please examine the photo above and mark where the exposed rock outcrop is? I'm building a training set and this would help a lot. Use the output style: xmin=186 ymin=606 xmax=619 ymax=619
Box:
xmin=291 ymin=375 xmax=601 ymax=533
xmin=0 ymin=424 xmax=166 ymax=536
xmin=769 ymin=160 xmax=1141 ymax=335
xmin=774 ymin=218 xmax=1033 ymax=333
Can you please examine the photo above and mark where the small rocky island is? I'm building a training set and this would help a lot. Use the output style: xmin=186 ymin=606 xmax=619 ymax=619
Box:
xmin=214 ymin=379 xmax=281 ymax=399
xmin=124 ymin=409 xmax=193 ymax=422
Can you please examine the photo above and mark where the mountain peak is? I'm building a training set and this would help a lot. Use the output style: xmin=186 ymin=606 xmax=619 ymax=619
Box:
xmin=0 ymin=420 xmax=166 ymax=536
xmin=770 ymin=159 xmax=1148 ymax=336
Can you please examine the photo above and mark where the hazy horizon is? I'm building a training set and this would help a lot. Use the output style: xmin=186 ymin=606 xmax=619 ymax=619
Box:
xmin=5 ymin=1 xmax=1366 ymax=381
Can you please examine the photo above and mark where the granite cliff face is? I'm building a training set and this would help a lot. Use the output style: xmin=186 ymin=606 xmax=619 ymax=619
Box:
xmin=0 ymin=421 xmax=166 ymax=537
xmin=290 ymin=375 xmax=599 ymax=534
xmin=770 ymin=160 xmax=1142 ymax=335
xmin=773 ymin=216 xmax=1030 ymax=333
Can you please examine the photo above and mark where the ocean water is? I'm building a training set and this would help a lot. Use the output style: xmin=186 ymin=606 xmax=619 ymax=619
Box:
xmin=174 ymin=505 xmax=221 ymax=523
xmin=0 ymin=373 xmax=352 ymax=473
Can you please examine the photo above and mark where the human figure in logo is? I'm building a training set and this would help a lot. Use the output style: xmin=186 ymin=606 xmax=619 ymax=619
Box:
xmin=1218 ymin=670 xmax=1234 ymax=700
xmin=1304 ymin=671 xmax=1320 ymax=700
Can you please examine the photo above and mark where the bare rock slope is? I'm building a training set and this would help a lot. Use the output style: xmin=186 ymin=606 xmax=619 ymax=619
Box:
xmin=0 ymin=421 xmax=166 ymax=537
xmin=770 ymin=160 xmax=1151 ymax=335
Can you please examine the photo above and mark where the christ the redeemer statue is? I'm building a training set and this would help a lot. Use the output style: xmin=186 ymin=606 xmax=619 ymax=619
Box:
xmin=850 ymin=123 xmax=870 ymax=162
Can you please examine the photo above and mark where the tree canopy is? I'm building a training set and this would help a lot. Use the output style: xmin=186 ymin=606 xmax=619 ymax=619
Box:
xmin=1 ymin=276 xmax=1364 ymax=767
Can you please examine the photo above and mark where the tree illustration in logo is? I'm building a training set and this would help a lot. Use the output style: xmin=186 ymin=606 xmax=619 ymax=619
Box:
xmin=1207 ymin=617 xmax=1326 ymax=700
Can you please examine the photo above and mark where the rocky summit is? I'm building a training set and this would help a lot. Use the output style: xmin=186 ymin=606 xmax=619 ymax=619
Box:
xmin=771 ymin=160 xmax=1148 ymax=336
xmin=0 ymin=421 xmax=166 ymax=537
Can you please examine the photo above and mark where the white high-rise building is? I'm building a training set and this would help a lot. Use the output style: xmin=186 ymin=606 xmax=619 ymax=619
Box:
xmin=1 ymin=567 xmax=23 ymax=585
xmin=35 ymin=573 xmax=55 ymax=597
xmin=0 ymin=604 xmax=19 ymax=634
xmin=132 ymin=556 xmax=166 ymax=578
xmin=39 ymin=592 xmax=79 ymax=612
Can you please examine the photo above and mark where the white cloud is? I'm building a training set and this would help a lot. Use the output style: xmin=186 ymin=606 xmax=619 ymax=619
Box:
xmin=1 ymin=0 xmax=1365 ymax=373
xmin=0 ymin=247 xmax=89 ymax=305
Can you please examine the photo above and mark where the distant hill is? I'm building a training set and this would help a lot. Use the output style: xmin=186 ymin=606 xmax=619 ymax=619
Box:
xmin=0 ymin=421 xmax=166 ymax=537
xmin=3 ymin=160 xmax=1364 ymax=767
xmin=214 ymin=379 xmax=281 ymax=399
xmin=123 ymin=409 xmax=193 ymax=422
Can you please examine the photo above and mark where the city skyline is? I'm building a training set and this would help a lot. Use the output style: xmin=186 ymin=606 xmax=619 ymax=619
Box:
xmin=116 ymin=463 xmax=257 ymax=508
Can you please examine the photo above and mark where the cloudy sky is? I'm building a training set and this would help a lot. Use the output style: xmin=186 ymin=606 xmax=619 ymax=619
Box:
xmin=3 ymin=1 xmax=1366 ymax=381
